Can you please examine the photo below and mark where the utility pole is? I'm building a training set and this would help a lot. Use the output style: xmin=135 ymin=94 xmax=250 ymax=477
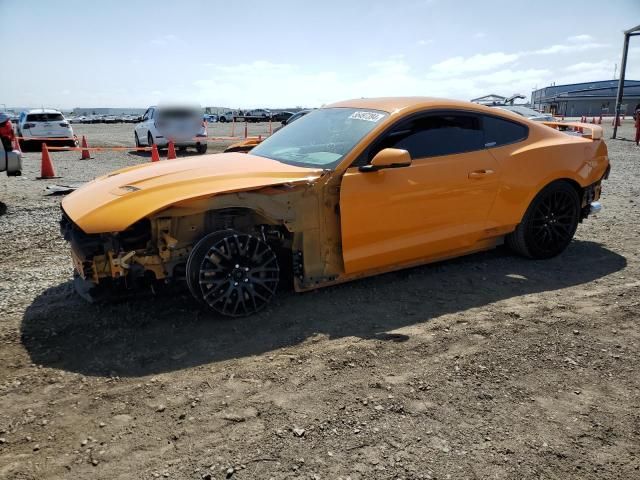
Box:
xmin=612 ymin=25 xmax=640 ymax=139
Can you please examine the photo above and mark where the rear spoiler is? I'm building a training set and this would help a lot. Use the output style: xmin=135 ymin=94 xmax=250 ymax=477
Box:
xmin=542 ymin=121 xmax=603 ymax=140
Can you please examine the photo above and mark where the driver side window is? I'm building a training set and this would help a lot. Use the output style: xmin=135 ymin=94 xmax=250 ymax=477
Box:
xmin=365 ymin=113 xmax=484 ymax=164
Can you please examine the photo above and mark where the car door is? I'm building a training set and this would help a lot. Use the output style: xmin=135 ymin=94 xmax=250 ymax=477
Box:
xmin=339 ymin=111 xmax=500 ymax=275
xmin=135 ymin=109 xmax=150 ymax=142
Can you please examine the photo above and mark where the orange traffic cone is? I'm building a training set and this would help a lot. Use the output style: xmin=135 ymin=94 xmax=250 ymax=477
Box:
xmin=38 ymin=143 xmax=57 ymax=179
xmin=80 ymin=135 xmax=92 ymax=160
xmin=167 ymin=140 xmax=177 ymax=160
xmin=151 ymin=144 xmax=160 ymax=162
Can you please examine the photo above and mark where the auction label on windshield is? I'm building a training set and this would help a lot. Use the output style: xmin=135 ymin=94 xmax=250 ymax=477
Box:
xmin=349 ymin=111 xmax=385 ymax=122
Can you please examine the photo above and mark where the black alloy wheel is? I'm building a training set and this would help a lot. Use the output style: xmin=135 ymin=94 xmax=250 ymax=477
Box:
xmin=186 ymin=231 xmax=279 ymax=316
xmin=507 ymin=181 xmax=580 ymax=259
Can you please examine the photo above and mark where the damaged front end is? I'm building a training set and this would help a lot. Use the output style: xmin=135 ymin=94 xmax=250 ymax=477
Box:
xmin=60 ymin=209 xmax=163 ymax=300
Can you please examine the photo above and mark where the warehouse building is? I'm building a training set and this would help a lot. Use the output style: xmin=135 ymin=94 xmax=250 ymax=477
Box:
xmin=531 ymin=80 xmax=640 ymax=117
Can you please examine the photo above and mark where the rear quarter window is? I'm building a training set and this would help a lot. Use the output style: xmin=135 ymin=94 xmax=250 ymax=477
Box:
xmin=483 ymin=115 xmax=528 ymax=147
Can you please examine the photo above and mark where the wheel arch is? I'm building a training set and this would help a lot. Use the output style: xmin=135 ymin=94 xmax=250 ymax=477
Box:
xmin=512 ymin=175 xmax=585 ymax=226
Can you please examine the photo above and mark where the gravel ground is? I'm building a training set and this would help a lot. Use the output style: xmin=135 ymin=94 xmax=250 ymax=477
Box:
xmin=0 ymin=121 xmax=639 ymax=480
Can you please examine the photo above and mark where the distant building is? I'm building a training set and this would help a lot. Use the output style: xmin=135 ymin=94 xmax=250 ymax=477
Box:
xmin=531 ymin=80 xmax=640 ymax=116
xmin=471 ymin=94 xmax=507 ymax=105
xmin=73 ymin=107 xmax=146 ymax=116
xmin=471 ymin=93 xmax=528 ymax=106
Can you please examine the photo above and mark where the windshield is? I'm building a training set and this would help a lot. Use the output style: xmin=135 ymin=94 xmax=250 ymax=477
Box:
xmin=250 ymin=108 xmax=388 ymax=169
xmin=26 ymin=113 xmax=64 ymax=122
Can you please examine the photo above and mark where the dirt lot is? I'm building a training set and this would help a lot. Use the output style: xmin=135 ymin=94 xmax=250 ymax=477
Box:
xmin=0 ymin=121 xmax=639 ymax=480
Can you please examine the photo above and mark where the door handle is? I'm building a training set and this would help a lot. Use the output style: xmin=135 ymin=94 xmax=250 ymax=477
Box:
xmin=468 ymin=169 xmax=495 ymax=179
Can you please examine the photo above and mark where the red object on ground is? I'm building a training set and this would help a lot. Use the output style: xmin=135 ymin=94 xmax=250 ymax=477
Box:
xmin=167 ymin=140 xmax=177 ymax=160
xmin=151 ymin=144 xmax=160 ymax=162
xmin=80 ymin=135 xmax=91 ymax=159
xmin=39 ymin=143 xmax=57 ymax=179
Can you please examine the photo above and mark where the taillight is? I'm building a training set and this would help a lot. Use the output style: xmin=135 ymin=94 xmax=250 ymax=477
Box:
xmin=60 ymin=122 xmax=69 ymax=127
xmin=23 ymin=123 xmax=35 ymax=129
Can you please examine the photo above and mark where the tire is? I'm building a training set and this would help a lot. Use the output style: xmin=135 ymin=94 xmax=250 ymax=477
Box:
xmin=196 ymin=143 xmax=208 ymax=154
xmin=134 ymin=132 xmax=140 ymax=147
xmin=506 ymin=181 xmax=580 ymax=259
xmin=186 ymin=230 xmax=280 ymax=317
xmin=147 ymin=132 xmax=154 ymax=147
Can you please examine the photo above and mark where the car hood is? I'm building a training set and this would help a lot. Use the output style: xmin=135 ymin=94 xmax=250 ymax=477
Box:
xmin=62 ymin=152 xmax=323 ymax=233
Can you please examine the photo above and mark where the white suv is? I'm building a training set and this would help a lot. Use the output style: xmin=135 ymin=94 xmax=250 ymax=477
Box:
xmin=17 ymin=109 xmax=76 ymax=146
xmin=134 ymin=106 xmax=208 ymax=153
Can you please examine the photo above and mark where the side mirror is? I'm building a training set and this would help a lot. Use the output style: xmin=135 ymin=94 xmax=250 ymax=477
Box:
xmin=359 ymin=148 xmax=412 ymax=172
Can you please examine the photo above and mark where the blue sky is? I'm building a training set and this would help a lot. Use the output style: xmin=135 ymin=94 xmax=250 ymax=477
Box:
xmin=1 ymin=0 xmax=639 ymax=109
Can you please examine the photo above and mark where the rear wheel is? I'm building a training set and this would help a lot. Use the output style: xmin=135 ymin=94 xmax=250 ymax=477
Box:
xmin=186 ymin=231 xmax=279 ymax=316
xmin=196 ymin=143 xmax=208 ymax=154
xmin=506 ymin=181 xmax=580 ymax=259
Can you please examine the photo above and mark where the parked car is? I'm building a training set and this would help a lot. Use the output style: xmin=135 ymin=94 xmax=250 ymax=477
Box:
xmin=60 ymin=97 xmax=609 ymax=317
xmin=134 ymin=106 xmax=208 ymax=153
xmin=491 ymin=105 xmax=555 ymax=122
xmin=218 ymin=111 xmax=236 ymax=123
xmin=204 ymin=114 xmax=218 ymax=123
xmin=17 ymin=109 xmax=76 ymax=146
xmin=246 ymin=109 xmax=271 ymax=119
xmin=271 ymin=111 xmax=294 ymax=122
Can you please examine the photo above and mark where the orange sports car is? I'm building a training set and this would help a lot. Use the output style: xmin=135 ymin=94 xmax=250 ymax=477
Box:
xmin=60 ymin=97 xmax=609 ymax=316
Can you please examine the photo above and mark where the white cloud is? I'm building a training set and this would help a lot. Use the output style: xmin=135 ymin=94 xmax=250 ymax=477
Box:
xmin=417 ymin=39 xmax=433 ymax=46
xmin=567 ymin=34 xmax=594 ymax=43
xmin=429 ymin=52 xmax=520 ymax=75
xmin=564 ymin=60 xmax=611 ymax=73
xmin=531 ymin=41 xmax=608 ymax=55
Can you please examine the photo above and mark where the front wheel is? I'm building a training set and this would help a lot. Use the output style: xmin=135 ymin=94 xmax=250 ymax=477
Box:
xmin=147 ymin=132 xmax=154 ymax=147
xmin=134 ymin=132 xmax=140 ymax=147
xmin=186 ymin=231 xmax=280 ymax=316
xmin=506 ymin=181 xmax=580 ymax=259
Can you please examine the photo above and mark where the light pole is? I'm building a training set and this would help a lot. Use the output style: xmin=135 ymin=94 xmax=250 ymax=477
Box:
xmin=612 ymin=25 xmax=640 ymax=139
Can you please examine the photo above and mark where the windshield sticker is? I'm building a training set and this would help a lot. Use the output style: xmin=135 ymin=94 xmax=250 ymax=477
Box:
xmin=349 ymin=111 xmax=385 ymax=122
